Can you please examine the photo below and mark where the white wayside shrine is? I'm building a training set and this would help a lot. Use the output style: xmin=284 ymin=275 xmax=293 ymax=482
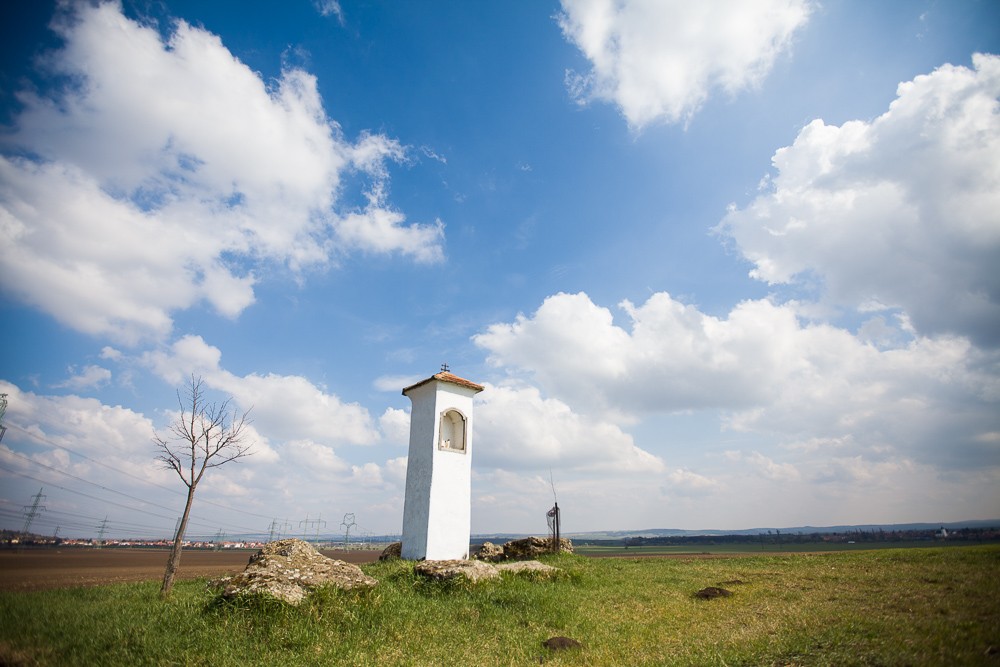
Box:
xmin=400 ymin=369 xmax=484 ymax=560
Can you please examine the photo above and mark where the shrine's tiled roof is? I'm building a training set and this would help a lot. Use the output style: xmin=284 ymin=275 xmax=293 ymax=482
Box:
xmin=402 ymin=371 xmax=484 ymax=395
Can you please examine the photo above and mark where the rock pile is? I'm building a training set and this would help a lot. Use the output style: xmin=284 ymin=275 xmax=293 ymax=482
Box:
xmin=217 ymin=538 xmax=377 ymax=605
xmin=474 ymin=536 xmax=573 ymax=562
xmin=474 ymin=541 xmax=504 ymax=562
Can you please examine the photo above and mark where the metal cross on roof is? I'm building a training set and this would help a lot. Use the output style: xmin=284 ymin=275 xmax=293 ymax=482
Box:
xmin=440 ymin=362 xmax=450 ymax=372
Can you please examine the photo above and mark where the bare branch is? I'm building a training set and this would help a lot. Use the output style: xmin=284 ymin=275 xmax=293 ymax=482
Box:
xmin=153 ymin=375 xmax=255 ymax=597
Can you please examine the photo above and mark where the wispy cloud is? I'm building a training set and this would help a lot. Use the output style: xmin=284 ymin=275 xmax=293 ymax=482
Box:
xmin=313 ymin=0 xmax=344 ymax=25
xmin=53 ymin=365 xmax=112 ymax=391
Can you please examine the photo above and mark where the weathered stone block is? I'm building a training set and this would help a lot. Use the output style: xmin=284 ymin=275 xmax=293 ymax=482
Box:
xmin=218 ymin=538 xmax=376 ymax=605
xmin=413 ymin=559 xmax=500 ymax=583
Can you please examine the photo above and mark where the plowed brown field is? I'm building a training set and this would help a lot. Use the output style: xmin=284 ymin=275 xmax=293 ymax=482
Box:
xmin=0 ymin=548 xmax=381 ymax=591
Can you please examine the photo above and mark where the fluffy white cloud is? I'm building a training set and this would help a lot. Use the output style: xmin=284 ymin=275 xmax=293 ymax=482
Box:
xmin=351 ymin=462 xmax=385 ymax=487
xmin=284 ymin=440 xmax=350 ymax=475
xmin=379 ymin=407 xmax=411 ymax=445
xmin=371 ymin=373 xmax=664 ymax=472
xmin=718 ymin=54 xmax=1000 ymax=346
xmin=663 ymin=468 xmax=718 ymax=495
xmin=383 ymin=456 xmax=408 ymax=486
xmin=0 ymin=377 xmax=405 ymax=536
xmin=0 ymin=380 xmax=179 ymax=516
xmin=214 ymin=372 xmax=379 ymax=447
xmin=0 ymin=2 xmax=443 ymax=344
xmin=374 ymin=374 xmax=424 ymax=392
xmin=475 ymin=382 xmax=666 ymax=473
xmin=0 ymin=381 xmax=154 ymax=463
xmin=143 ymin=335 xmax=380 ymax=447
xmin=558 ymin=0 xmax=810 ymax=128
xmin=724 ymin=450 xmax=800 ymax=482
xmin=336 ymin=209 xmax=444 ymax=263
xmin=54 ymin=365 xmax=112 ymax=391
xmin=475 ymin=292 xmax=807 ymax=416
xmin=475 ymin=291 xmax=1000 ymax=471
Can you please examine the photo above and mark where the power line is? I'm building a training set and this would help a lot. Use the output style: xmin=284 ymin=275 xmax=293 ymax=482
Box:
xmin=268 ymin=518 xmax=292 ymax=541
xmin=5 ymin=423 xmax=180 ymax=494
xmin=95 ymin=516 xmax=109 ymax=548
xmin=1 ymin=423 xmax=332 ymax=541
xmin=0 ymin=455 xmax=260 ymax=533
xmin=299 ymin=513 xmax=326 ymax=540
xmin=7 ymin=421 xmax=278 ymax=521
xmin=21 ymin=488 xmax=46 ymax=534
xmin=0 ymin=462 xmax=254 ymax=533
xmin=0 ymin=503 xmax=174 ymax=535
xmin=3 ymin=447 xmax=185 ymax=516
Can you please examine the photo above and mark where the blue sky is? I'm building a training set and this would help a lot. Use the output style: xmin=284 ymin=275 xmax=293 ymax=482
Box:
xmin=1 ymin=0 xmax=998 ymax=540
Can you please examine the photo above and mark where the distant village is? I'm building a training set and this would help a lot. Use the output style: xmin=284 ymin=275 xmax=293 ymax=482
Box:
xmin=4 ymin=525 xmax=999 ymax=551
xmin=0 ymin=529 xmax=390 ymax=551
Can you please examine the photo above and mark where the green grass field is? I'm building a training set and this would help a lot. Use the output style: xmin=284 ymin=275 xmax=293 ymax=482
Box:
xmin=2 ymin=546 xmax=998 ymax=666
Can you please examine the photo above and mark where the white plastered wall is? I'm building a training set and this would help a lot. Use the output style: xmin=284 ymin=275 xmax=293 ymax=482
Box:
xmin=401 ymin=379 xmax=478 ymax=560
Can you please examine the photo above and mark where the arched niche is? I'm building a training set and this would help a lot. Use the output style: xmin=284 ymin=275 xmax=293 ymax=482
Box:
xmin=438 ymin=409 xmax=467 ymax=453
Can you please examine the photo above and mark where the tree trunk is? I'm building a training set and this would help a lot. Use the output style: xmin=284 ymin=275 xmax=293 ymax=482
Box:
xmin=160 ymin=484 xmax=196 ymax=598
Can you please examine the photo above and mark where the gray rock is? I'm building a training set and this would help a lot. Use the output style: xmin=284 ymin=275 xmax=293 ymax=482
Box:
xmin=413 ymin=559 xmax=500 ymax=583
xmin=501 ymin=536 xmax=574 ymax=560
xmin=473 ymin=541 xmax=505 ymax=562
xmin=219 ymin=538 xmax=377 ymax=605
xmin=378 ymin=541 xmax=402 ymax=561
xmin=496 ymin=560 xmax=560 ymax=576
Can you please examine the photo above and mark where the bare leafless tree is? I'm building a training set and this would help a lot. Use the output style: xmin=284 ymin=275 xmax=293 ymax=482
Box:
xmin=154 ymin=375 xmax=253 ymax=597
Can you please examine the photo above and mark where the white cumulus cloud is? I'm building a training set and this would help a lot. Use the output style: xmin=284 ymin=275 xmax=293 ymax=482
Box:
xmin=143 ymin=335 xmax=380 ymax=447
xmin=0 ymin=2 xmax=443 ymax=345
xmin=475 ymin=382 xmax=666 ymax=473
xmin=558 ymin=0 xmax=811 ymax=128
xmin=717 ymin=54 xmax=1000 ymax=346
xmin=474 ymin=291 xmax=1000 ymax=471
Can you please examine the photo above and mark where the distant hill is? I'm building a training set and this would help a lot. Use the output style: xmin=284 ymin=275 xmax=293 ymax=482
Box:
xmin=472 ymin=519 xmax=999 ymax=543
xmin=558 ymin=519 xmax=1000 ymax=541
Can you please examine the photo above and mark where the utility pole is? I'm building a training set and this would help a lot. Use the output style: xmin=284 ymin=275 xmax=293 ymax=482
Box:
xmin=299 ymin=514 xmax=326 ymax=543
xmin=268 ymin=518 xmax=292 ymax=542
xmin=96 ymin=516 xmax=109 ymax=548
xmin=341 ymin=513 xmax=356 ymax=547
xmin=213 ymin=529 xmax=226 ymax=551
xmin=547 ymin=470 xmax=561 ymax=554
xmin=546 ymin=502 xmax=560 ymax=554
xmin=21 ymin=488 xmax=46 ymax=537
xmin=0 ymin=393 xmax=8 ymax=444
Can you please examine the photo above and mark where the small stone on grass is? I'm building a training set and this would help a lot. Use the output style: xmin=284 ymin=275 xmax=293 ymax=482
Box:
xmin=543 ymin=636 xmax=583 ymax=651
xmin=694 ymin=586 xmax=733 ymax=599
